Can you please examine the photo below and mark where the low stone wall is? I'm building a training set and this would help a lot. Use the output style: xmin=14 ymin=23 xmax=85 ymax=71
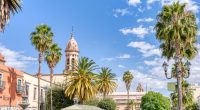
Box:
xmin=0 ymin=106 xmax=21 ymax=110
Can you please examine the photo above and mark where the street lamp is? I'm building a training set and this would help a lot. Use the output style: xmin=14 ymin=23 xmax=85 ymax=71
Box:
xmin=162 ymin=61 xmax=172 ymax=79
xmin=162 ymin=59 xmax=191 ymax=110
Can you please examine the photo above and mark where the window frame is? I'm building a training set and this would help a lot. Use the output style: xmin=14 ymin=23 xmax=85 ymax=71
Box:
xmin=33 ymin=87 xmax=37 ymax=100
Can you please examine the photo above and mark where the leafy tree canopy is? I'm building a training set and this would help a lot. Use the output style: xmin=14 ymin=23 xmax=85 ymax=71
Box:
xmin=46 ymin=86 xmax=73 ymax=110
xmin=141 ymin=91 xmax=171 ymax=110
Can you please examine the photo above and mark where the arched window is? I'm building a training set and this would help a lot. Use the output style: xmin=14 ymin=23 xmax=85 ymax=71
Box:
xmin=67 ymin=59 xmax=70 ymax=70
xmin=72 ymin=58 xmax=75 ymax=70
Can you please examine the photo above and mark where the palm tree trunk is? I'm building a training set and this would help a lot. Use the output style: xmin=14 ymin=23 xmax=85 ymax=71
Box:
xmin=175 ymin=41 xmax=183 ymax=110
xmin=103 ymin=93 xmax=106 ymax=99
xmin=38 ymin=53 xmax=42 ymax=110
xmin=128 ymin=90 xmax=130 ymax=110
xmin=50 ymin=68 xmax=53 ymax=110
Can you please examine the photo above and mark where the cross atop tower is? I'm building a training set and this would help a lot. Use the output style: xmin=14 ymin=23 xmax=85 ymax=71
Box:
xmin=71 ymin=26 xmax=74 ymax=37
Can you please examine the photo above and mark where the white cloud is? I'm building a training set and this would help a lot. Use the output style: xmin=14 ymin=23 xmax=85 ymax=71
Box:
xmin=137 ymin=17 xmax=154 ymax=22
xmin=120 ymin=25 xmax=152 ymax=38
xmin=198 ymin=30 xmax=200 ymax=36
xmin=118 ymin=64 xmax=126 ymax=68
xmin=138 ymin=7 xmax=145 ymax=13
xmin=130 ymin=69 xmax=167 ymax=89
xmin=128 ymin=0 xmax=141 ymax=6
xmin=0 ymin=44 xmax=37 ymax=70
xmin=128 ymin=41 xmax=161 ymax=57
xmin=142 ymin=44 xmax=200 ymax=87
xmin=101 ymin=54 xmax=131 ymax=62
xmin=101 ymin=57 xmax=114 ymax=62
xmin=147 ymin=0 xmax=160 ymax=10
xmin=113 ymin=8 xmax=131 ymax=18
xmin=117 ymin=54 xmax=131 ymax=59
xmin=147 ymin=0 xmax=160 ymax=4
xmin=196 ymin=18 xmax=199 ymax=24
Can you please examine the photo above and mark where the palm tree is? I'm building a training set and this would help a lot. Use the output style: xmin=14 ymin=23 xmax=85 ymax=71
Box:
xmin=0 ymin=0 xmax=22 ymax=31
xmin=155 ymin=2 xmax=198 ymax=109
xmin=31 ymin=24 xmax=53 ymax=110
xmin=155 ymin=2 xmax=198 ymax=60
xmin=45 ymin=43 xmax=62 ymax=110
xmin=123 ymin=70 xmax=134 ymax=110
xmin=65 ymin=57 xmax=98 ymax=104
xmin=171 ymin=80 xmax=193 ymax=109
xmin=129 ymin=100 xmax=135 ymax=110
xmin=96 ymin=67 xmax=117 ymax=98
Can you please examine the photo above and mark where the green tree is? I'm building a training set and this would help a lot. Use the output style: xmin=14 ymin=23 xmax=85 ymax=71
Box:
xmin=97 ymin=98 xmax=116 ymax=110
xmin=129 ymin=100 xmax=135 ymax=110
xmin=0 ymin=0 xmax=22 ymax=31
xmin=46 ymin=85 xmax=73 ymax=110
xmin=31 ymin=24 xmax=53 ymax=110
xmin=155 ymin=2 xmax=198 ymax=109
xmin=155 ymin=2 xmax=198 ymax=60
xmin=65 ymin=57 xmax=98 ymax=104
xmin=171 ymin=80 xmax=194 ymax=109
xmin=141 ymin=91 xmax=171 ymax=110
xmin=45 ymin=43 xmax=62 ymax=110
xmin=123 ymin=70 xmax=134 ymax=109
xmin=96 ymin=67 xmax=117 ymax=98
xmin=185 ymin=103 xmax=199 ymax=110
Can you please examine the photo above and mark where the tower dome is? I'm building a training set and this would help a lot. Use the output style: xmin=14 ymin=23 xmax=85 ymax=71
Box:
xmin=65 ymin=35 xmax=79 ymax=52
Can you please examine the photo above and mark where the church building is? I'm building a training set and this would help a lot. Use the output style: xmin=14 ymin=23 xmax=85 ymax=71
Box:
xmin=41 ymin=33 xmax=79 ymax=84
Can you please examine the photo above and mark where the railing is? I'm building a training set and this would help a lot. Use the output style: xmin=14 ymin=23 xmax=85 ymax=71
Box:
xmin=16 ymin=85 xmax=24 ymax=94
xmin=115 ymin=99 xmax=141 ymax=104
xmin=0 ymin=80 xmax=5 ymax=90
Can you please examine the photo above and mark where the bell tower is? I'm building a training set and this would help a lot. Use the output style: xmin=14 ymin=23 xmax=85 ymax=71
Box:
xmin=65 ymin=33 xmax=79 ymax=71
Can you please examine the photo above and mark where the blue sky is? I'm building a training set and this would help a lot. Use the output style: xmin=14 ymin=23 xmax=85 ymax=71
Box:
xmin=0 ymin=0 xmax=199 ymax=95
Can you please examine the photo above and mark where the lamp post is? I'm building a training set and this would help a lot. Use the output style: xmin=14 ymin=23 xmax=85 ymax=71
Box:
xmin=162 ymin=58 xmax=191 ymax=110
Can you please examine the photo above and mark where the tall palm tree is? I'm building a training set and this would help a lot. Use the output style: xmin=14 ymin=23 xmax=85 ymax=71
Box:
xmin=65 ymin=57 xmax=98 ymax=104
xmin=31 ymin=24 xmax=53 ymax=110
xmin=155 ymin=2 xmax=198 ymax=110
xmin=171 ymin=80 xmax=193 ymax=109
xmin=45 ymin=43 xmax=62 ymax=110
xmin=155 ymin=2 xmax=198 ymax=60
xmin=129 ymin=100 xmax=135 ymax=110
xmin=96 ymin=67 xmax=117 ymax=98
xmin=0 ymin=0 xmax=22 ymax=31
xmin=123 ymin=70 xmax=134 ymax=110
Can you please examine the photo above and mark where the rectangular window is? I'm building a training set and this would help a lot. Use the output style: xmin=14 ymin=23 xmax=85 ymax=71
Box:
xmin=0 ymin=74 xmax=2 ymax=86
xmin=0 ymin=74 xmax=2 ymax=80
xmin=26 ymin=84 xmax=29 ymax=97
xmin=41 ymin=89 xmax=44 ymax=102
xmin=17 ymin=79 xmax=22 ymax=91
xmin=41 ymin=89 xmax=43 ymax=98
xmin=33 ymin=87 xmax=37 ymax=100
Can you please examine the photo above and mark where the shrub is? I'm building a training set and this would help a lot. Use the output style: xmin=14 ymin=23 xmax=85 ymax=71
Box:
xmin=46 ymin=86 xmax=73 ymax=110
xmin=97 ymin=98 xmax=116 ymax=110
xmin=141 ymin=91 xmax=171 ymax=110
xmin=84 ymin=98 xmax=99 ymax=106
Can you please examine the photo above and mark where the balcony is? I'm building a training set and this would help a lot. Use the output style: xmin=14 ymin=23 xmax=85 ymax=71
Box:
xmin=0 ymin=80 xmax=5 ymax=90
xmin=16 ymin=85 xmax=24 ymax=94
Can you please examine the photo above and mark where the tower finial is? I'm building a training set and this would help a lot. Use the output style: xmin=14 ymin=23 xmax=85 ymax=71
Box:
xmin=70 ymin=26 xmax=74 ymax=38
